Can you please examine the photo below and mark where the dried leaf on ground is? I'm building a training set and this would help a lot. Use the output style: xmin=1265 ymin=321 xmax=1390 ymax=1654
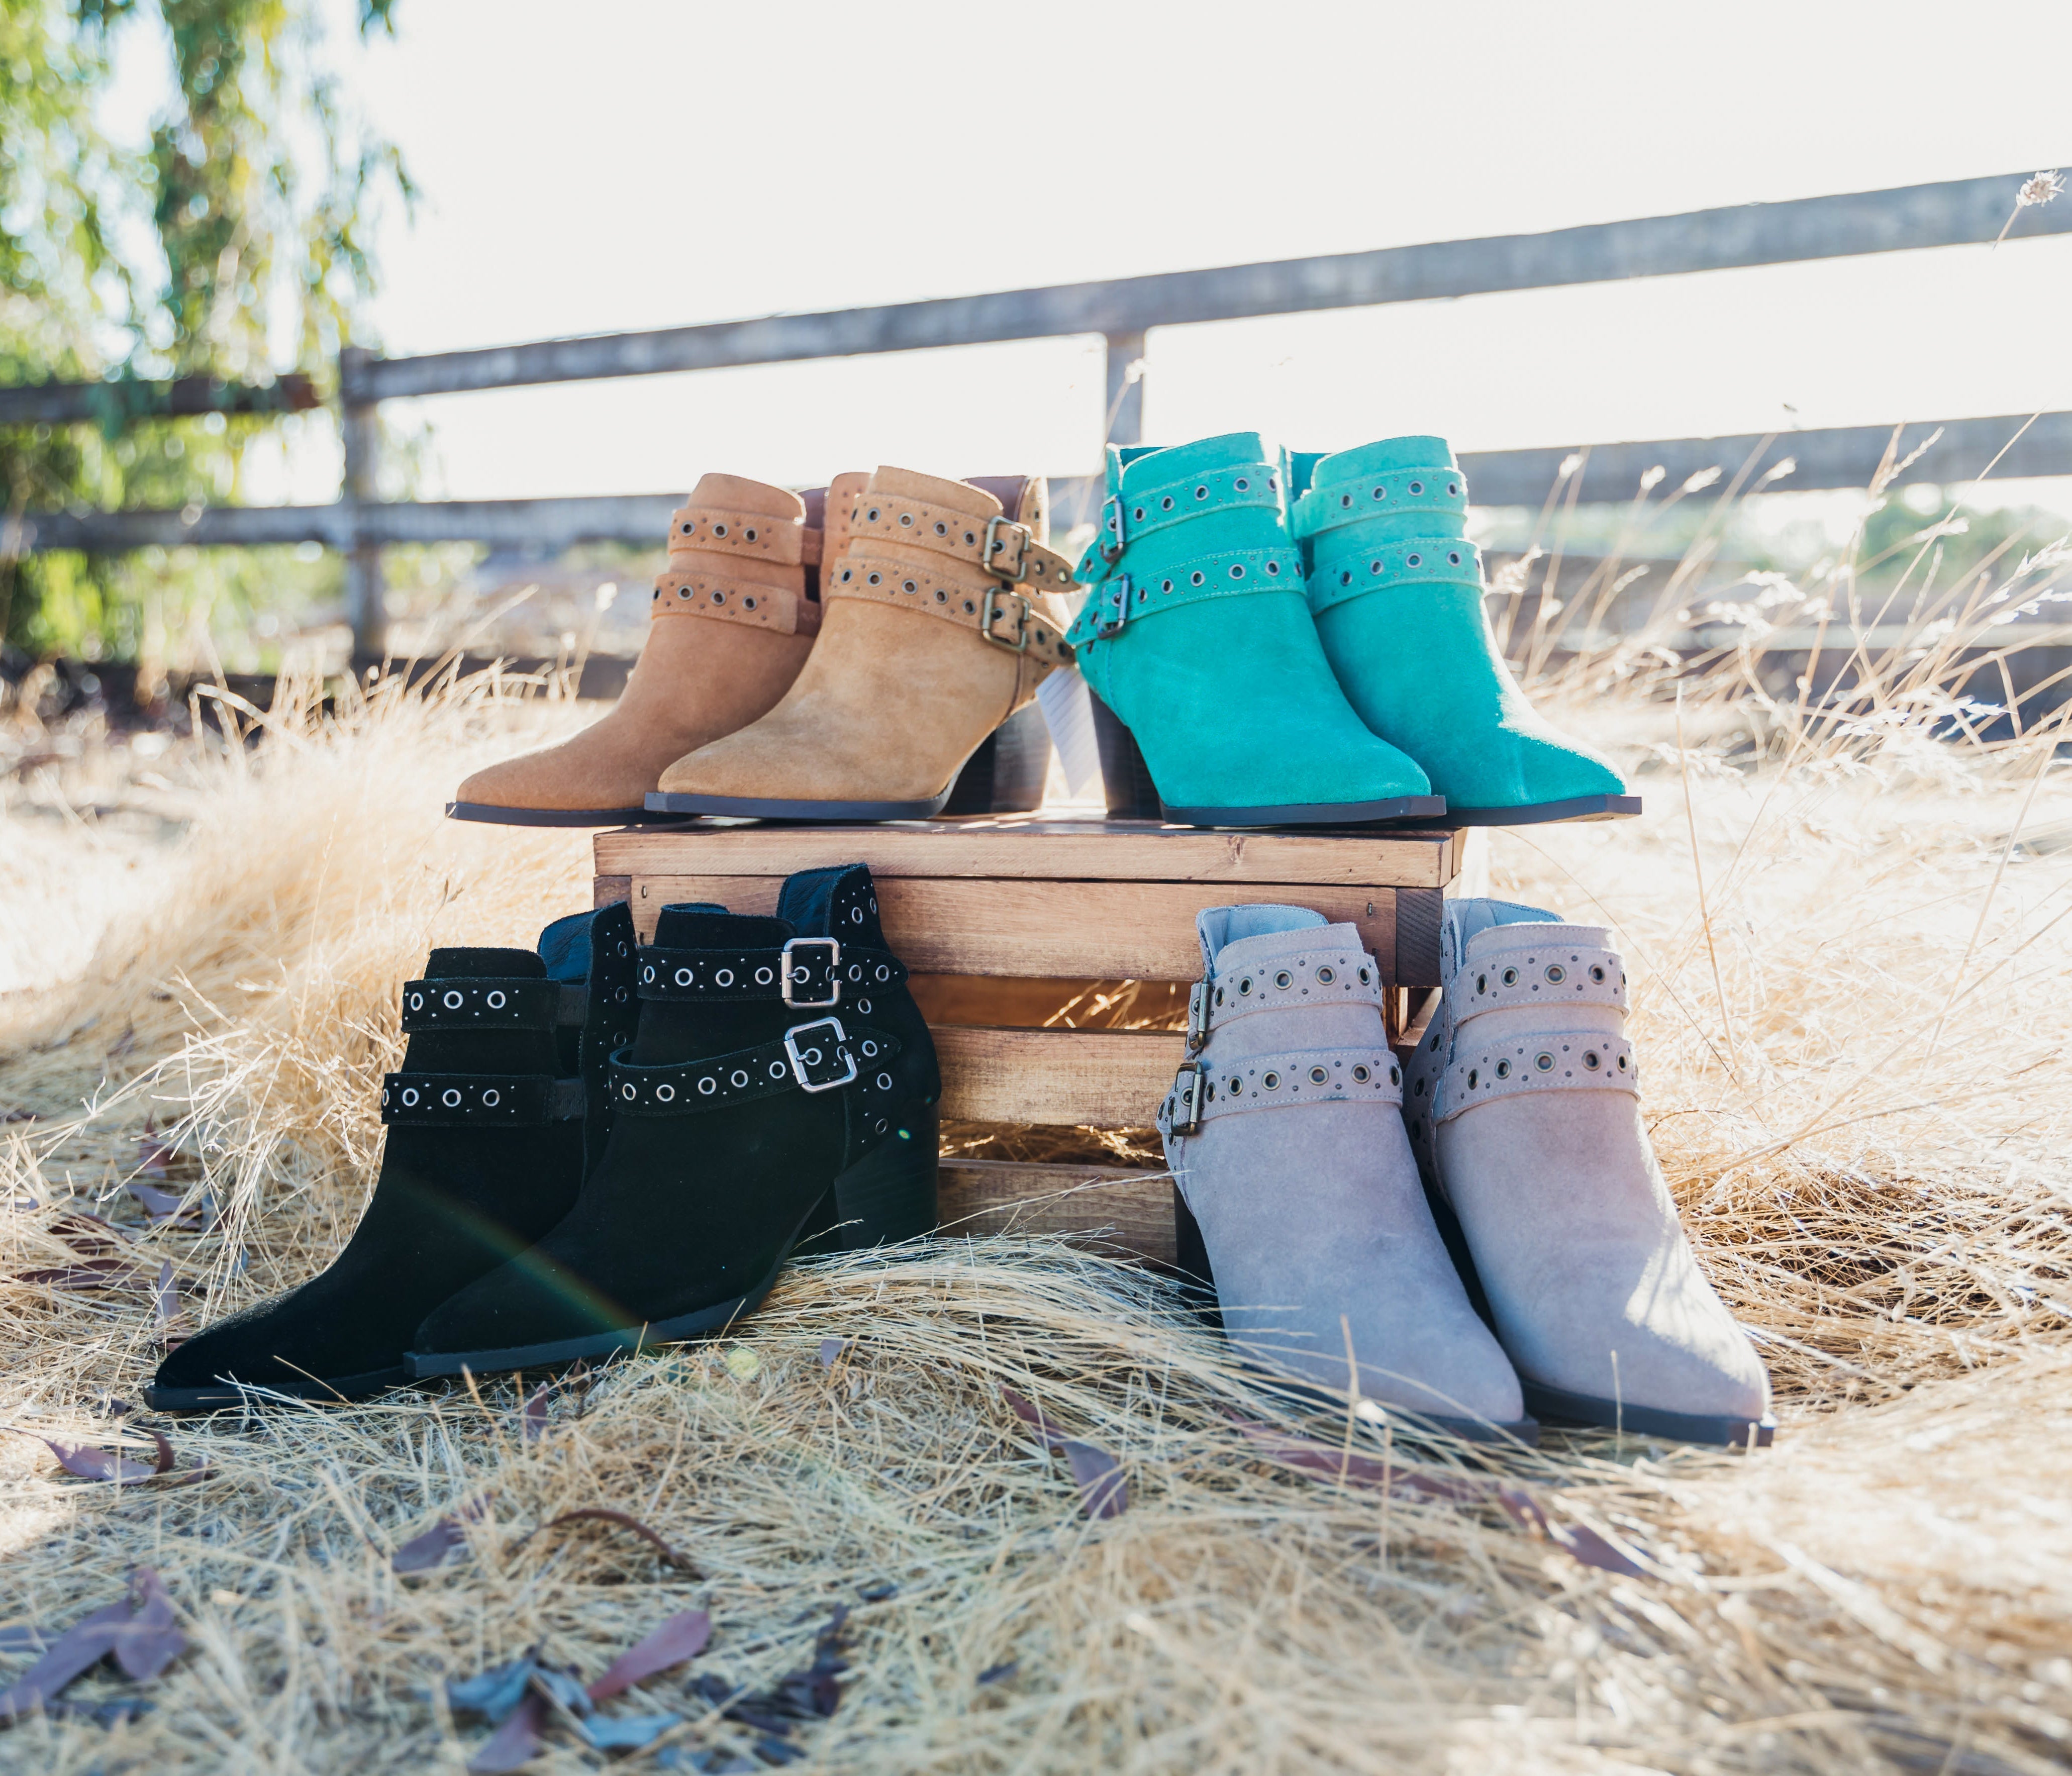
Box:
xmin=586 ymin=1609 xmax=712 ymax=1701
xmin=11 ymin=1425 xmax=175 ymax=1485
xmin=391 ymin=1497 xmax=489 ymax=1574
xmin=519 ymin=1383 xmax=549 ymax=1443
xmin=518 ymin=1507 xmax=690 ymax=1569
xmin=1003 ymin=1386 xmax=1128 ymax=1517
xmin=0 ymin=1568 xmax=186 ymax=1723
xmin=1497 ymin=1486 xmax=1649 ymax=1577
xmin=466 ymin=1693 xmax=545 ymax=1774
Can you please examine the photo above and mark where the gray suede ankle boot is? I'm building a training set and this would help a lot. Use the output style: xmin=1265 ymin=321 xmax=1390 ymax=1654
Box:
xmin=1403 ymin=899 xmax=1775 ymax=1446
xmin=1157 ymin=906 xmax=1530 ymax=1442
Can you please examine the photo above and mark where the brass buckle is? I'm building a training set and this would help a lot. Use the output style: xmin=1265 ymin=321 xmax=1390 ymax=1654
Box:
xmin=981 ymin=515 xmax=1031 ymax=583
xmin=980 ymin=587 xmax=1031 ymax=653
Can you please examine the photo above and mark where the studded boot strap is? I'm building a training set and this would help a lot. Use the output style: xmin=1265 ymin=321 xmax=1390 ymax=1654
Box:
xmin=828 ymin=487 xmax=1078 ymax=690
xmin=651 ymin=497 xmax=824 ymax=637
xmin=1159 ymin=1044 xmax=1403 ymax=1138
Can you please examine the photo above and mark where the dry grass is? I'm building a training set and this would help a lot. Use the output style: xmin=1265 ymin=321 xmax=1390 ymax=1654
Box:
xmin=3 ymin=464 xmax=2072 ymax=1773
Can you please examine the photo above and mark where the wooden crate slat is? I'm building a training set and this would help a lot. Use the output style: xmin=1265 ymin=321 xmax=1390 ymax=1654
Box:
xmin=619 ymin=874 xmax=1399 ymax=983
xmin=938 ymin=1159 xmax=1174 ymax=1265
xmin=935 ymin=1026 xmax=1183 ymax=1125
xmin=597 ymin=817 xmax=1458 ymax=889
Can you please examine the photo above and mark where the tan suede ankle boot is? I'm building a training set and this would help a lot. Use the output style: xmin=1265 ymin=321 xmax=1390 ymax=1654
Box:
xmin=646 ymin=468 xmax=1078 ymax=820
xmin=447 ymin=474 xmax=837 ymax=826
xmin=1404 ymin=899 xmax=1775 ymax=1446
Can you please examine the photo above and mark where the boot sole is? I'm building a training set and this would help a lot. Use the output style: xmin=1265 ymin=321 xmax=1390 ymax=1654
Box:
xmin=143 ymin=1364 xmax=411 ymax=1413
xmin=643 ymin=788 xmax=954 ymax=822
xmin=1159 ymin=795 xmax=1448 ymax=828
xmin=405 ymin=1110 xmax=940 ymax=1380
xmin=446 ymin=800 xmax=679 ymax=828
xmin=1521 ymin=1379 xmax=1776 ymax=1448
xmin=1173 ymin=1186 xmax=1538 ymax=1447
xmin=1446 ymin=795 xmax=1643 ymax=826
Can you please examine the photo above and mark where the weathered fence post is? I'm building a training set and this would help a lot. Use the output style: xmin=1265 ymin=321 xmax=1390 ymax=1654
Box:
xmin=1104 ymin=330 xmax=1145 ymax=449
xmin=338 ymin=345 xmax=385 ymax=660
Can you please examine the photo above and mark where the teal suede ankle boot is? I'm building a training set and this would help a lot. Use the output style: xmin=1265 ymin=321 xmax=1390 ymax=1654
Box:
xmin=1064 ymin=433 xmax=1443 ymax=827
xmin=1293 ymin=439 xmax=1640 ymax=825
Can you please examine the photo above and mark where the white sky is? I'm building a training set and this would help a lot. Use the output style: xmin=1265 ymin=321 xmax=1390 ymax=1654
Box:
xmin=134 ymin=0 xmax=2072 ymax=505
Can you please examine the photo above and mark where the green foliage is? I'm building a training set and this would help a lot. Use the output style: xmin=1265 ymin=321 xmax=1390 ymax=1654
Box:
xmin=0 ymin=0 xmax=409 ymax=657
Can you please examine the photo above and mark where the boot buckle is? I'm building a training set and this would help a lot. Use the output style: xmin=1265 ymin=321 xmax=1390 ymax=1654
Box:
xmin=1098 ymin=496 xmax=1127 ymax=564
xmin=981 ymin=515 xmax=1032 ymax=582
xmin=1169 ymin=1061 xmax=1204 ymax=1134
xmin=780 ymin=937 xmax=842 ymax=1008
xmin=785 ymin=1016 xmax=858 ymax=1093
xmin=1092 ymin=575 xmax=1132 ymax=639
xmin=980 ymin=587 xmax=1032 ymax=653
xmin=1185 ymin=981 xmax=1211 ymax=1052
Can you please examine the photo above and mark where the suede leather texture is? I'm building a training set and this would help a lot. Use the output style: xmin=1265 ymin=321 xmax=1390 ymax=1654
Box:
xmin=1407 ymin=899 xmax=1770 ymax=1425
xmin=411 ymin=866 xmax=939 ymax=1360
xmin=656 ymin=469 xmax=1068 ymax=807
xmin=1300 ymin=437 xmax=1627 ymax=811
xmin=454 ymin=474 xmax=824 ymax=814
xmin=1164 ymin=906 xmax=1522 ymax=1425
xmin=1071 ymin=433 xmax=1432 ymax=813
xmin=150 ymin=905 xmax=635 ymax=1401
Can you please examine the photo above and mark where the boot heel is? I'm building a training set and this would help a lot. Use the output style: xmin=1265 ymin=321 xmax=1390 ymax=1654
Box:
xmin=1091 ymin=692 xmax=1160 ymax=821
xmin=1170 ymin=1185 xmax=1224 ymax=1330
xmin=830 ymin=1105 xmax=939 ymax=1248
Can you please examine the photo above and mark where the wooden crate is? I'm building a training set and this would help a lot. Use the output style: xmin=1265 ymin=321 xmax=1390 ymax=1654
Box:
xmin=594 ymin=817 xmax=1475 ymax=1266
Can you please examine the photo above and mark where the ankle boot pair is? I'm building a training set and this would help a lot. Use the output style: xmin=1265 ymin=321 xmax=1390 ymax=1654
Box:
xmin=450 ymin=469 xmax=1075 ymax=826
xmin=1069 ymin=432 xmax=1639 ymax=828
xmin=1160 ymin=900 xmax=1771 ymax=1446
xmin=147 ymin=865 xmax=936 ymax=1410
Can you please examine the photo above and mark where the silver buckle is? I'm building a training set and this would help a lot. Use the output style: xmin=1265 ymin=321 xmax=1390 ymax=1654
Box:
xmin=780 ymin=936 xmax=841 ymax=1008
xmin=980 ymin=586 xmax=1031 ymax=653
xmin=1098 ymin=495 xmax=1126 ymax=564
xmin=1093 ymin=574 xmax=1131 ymax=639
xmin=981 ymin=515 xmax=1030 ymax=583
xmin=1170 ymin=1061 xmax=1204 ymax=1134
xmin=1186 ymin=981 xmax=1211 ymax=1053
xmin=784 ymin=1017 xmax=857 ymax=1093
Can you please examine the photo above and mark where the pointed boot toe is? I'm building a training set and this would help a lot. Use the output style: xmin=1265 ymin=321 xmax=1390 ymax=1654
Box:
xmin=648 ymin=471 xmax=1076 ymax=821
xmin=447 ymin=475 xmax=833 ymax=827
xmin=1405 ymin=900 xmax=1774 ymax=1446
xmin=407 ymin=864 xmax=940 ymax=1379
xmin=142 ymin=907 xmax=637 ymax=1412
xmin=1293 ymin=439 xmax=1639 ymax=826
xmin=1159 ymin=905 xmax=1529 ymax=1444
xmin=1066 ymin=434 xmax=1442 ymax=827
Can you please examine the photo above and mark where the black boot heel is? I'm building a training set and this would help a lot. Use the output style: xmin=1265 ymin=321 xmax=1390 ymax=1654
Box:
xmin=831 ymin=1103 xmax=939 ymax=1247
xmin=1170 ymin=1185 xmax=1224 ymax=1329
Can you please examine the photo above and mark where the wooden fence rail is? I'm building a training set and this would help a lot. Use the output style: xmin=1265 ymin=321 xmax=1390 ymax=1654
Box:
xmin=2 ymin=168 xmax=2065 ymax=655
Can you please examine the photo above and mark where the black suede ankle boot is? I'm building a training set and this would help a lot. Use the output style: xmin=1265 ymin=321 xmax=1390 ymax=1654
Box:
xmin=405 ymin=863 xmax=939 ymax=1378
xmin=144 ymin=905 xmax=637 ymax=1411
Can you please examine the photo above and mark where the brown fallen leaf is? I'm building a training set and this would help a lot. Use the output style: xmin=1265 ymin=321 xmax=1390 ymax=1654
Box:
xmin=15 ymin=1262 xmax=154 ymax=1292
xmin=516 ymin=1507 xmax=692 ymax=1570
xmin=0 ymin=1567 xmax=186 ymax=1723
xmin=1229 ymin=1419 xmax=1490 ymax=1503
xmin=467 ymin=1691 xmax=546 ymax=1773
xmin=8 ymin=1425 xmax=175 ymax=1485
xmin=2 ymin=1109 xmax=37 ymax=1124
xmin=520 ymin=1383 xmax=550 ymax=1443
xmin=392 ymin=1497 xmax=490 ymax=1574
xmin=817 ymin=1337 xmax=848 ymax=1369
xmin=586 ymin=1609 xmax=713 ymax=1701
xmin=1001 ymin=1386 xmax=1128 ymax=1519
xmin=1497 ymin=1486 xmax=1648 ymax=1577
